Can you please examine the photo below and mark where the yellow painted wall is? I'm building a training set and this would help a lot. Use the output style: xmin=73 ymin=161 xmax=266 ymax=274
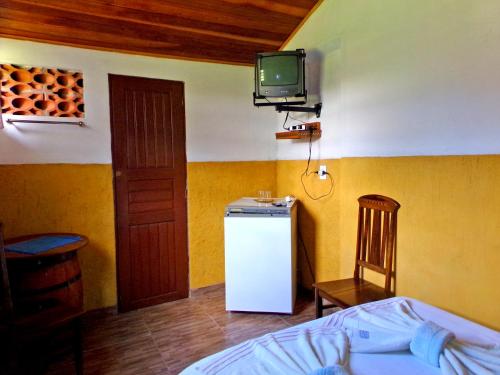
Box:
xmin=0 ymin=164 xmax=116 ymax=311
xmin=0 ymin=161 xmax=276 ymax=309
xmin=276 ymin=155 xmax=500 ymax=330
xmin=2 ymin=156 xmax=499 ymax=331
xmin=187 ymin=161 xmax=276 ymax=288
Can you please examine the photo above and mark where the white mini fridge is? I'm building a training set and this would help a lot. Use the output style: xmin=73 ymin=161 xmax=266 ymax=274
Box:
xmin=224 ymin=197 xmax=297 ymax=314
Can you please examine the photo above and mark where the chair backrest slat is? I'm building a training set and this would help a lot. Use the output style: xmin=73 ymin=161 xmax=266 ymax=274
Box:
xmin=380 ymin=211 xmax=389 ymax=267
xmin=385 ymin=214 xmax=397 ymax=292
xmin=370 ymin=210 xmax=381 ymax=265
xmin=362 ymin=208 xmax=371 ymax=263
xmin=353 ymin=195 xmax=400 ymax=294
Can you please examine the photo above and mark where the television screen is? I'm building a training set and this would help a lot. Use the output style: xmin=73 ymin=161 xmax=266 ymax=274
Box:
xmin=255 ymin=49 xmax=306 ymax=99
xmin=260 ymin=55 xmax=299 ymax=86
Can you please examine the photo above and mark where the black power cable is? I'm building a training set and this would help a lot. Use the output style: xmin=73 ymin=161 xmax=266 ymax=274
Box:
xmin=282 ymin=111 xmax=290 ymax=130
xmin=300 ymin=130 xmax=334 ymax=200
xmin=297 ymin=225 xmax=315 ymax=284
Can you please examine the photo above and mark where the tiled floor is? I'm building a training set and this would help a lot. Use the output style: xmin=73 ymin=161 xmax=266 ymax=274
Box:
xmin=49 ymin=284 xmax=321 ymax=375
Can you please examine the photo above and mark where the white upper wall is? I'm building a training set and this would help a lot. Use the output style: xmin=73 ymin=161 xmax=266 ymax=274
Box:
xmin=5 ymin=1 xmax=499 ymax=164
xmin=0 ymin=38 xmax=278 ymax=164
xmin=278 ymin=0 xmax=500 ymax=160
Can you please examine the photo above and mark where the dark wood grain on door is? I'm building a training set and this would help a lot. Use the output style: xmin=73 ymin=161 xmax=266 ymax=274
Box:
xmin=109 ymin=74 xmax=188 ymax=312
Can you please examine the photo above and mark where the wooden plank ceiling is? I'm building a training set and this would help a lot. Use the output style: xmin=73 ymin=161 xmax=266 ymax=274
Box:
xmin=0 ymin=0 xmax=320 ymax=65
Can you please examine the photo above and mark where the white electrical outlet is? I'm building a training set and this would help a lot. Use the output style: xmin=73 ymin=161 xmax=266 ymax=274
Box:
xmin=319 ymin=165 xmax=327 ymax=180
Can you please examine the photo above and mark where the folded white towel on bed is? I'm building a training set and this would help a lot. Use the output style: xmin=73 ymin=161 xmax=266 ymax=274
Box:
xmin=183 ymin=326 xmax=349 ymax=375
xmin=307 ymin=364 xmax=349 ymax=375
xmin=324 ymin=298 xmax=500 ymax=375
xmin=410 ymin=321 xmax=455 ymax=367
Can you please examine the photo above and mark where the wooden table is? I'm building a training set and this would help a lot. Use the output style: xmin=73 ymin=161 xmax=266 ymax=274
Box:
xmin=5 ymin=233 xmax=88 ymax=315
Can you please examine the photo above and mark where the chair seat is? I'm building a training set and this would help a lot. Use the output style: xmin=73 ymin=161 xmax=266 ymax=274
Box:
xmin=314 ymin=278 xmax=393 ymax=308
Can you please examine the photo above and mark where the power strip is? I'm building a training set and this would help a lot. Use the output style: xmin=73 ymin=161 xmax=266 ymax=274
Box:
xmin=289 ymin=124 xmax=307 ymax=131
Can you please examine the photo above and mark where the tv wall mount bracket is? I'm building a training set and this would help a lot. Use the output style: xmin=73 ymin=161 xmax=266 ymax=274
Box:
xmin=275 ymin=102 xmax=322 ymax=118
xmin=253 ymin=92 xmax=322 ymax=118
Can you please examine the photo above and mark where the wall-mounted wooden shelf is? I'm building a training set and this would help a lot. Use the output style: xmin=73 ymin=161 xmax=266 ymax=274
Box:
xmin=275 ymin=122 xmax=321 ymax=140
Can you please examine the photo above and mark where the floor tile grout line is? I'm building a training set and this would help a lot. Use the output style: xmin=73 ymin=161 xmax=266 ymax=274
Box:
xmin=141 ymin=312 xmax=171 ymax=372
xmin=207 ymin=308 xmax=226 ymax=332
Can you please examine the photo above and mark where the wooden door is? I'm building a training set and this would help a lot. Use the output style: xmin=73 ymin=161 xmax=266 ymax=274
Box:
xmin=109 ymin=74 xmax=188 ymax=312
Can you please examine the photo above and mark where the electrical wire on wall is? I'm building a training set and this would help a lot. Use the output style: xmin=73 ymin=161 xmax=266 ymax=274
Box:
xmin=281 ymin=99 xmax=311 ymax=131
xmin=266 ymin=97 xmax=294 ymax=131
xmin=278 ymin=102 xmax=332 ymax=200
xmin=282 ymin=111 xmax=290 ymax=130
xmin=300 ymin=130 xmax=334 ymax=200
xmin=289 ymin=113 xmax=307 ymax=124
xmin=281 ymin=98 xmax=291 ymax=130
xmin=297 ymin=225 xmax=315 ymax=284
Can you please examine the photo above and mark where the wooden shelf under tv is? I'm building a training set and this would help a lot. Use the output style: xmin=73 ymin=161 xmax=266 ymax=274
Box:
xmin=275 ymin=122 xmax=321 ymax=140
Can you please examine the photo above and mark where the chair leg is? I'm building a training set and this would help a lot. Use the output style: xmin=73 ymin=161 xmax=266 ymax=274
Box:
xmin=73 ymin=317 xmax=83 ymax=375
xmin=314 ymin=287 xmax=323 ymax=319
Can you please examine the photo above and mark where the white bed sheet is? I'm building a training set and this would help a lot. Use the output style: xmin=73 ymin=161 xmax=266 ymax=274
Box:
xmin=181 ymin=297 xmax=500 ymax=375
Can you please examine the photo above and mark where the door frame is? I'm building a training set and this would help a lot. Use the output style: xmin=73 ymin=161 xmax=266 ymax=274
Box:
xmin=108 ymin=73 xmax=189 ymax=312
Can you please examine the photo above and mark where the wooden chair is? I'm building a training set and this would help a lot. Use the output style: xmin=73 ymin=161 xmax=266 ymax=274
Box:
xmin=313 ymin=195 xmax=400 ymax=318
xmin=0 ymin=223 xmax=84 ymax=374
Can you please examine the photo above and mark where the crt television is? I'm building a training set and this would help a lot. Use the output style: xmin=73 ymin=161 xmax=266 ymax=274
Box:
xmin=255 ymin=49 xmax=306 ymax=99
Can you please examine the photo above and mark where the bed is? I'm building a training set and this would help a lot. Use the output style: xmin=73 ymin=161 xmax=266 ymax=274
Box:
xmin=180 ymin=297 xmax=500 ymax=375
